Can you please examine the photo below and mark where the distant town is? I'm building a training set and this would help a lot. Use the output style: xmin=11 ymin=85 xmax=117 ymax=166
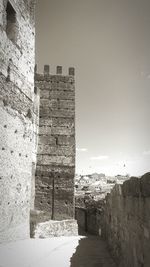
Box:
xmin=75 ymin=173 xmax=131 ymax=203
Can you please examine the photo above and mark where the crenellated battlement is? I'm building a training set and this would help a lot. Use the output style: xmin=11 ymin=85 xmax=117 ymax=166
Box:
xmin=35 ymin=65 xmax=75 ymax=77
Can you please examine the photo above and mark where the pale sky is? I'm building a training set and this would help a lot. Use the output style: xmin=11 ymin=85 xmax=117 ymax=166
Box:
xmin=36 ymin=0 xmax=150 ymax=176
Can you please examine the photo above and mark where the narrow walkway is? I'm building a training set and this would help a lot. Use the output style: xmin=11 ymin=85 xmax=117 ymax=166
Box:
xmin=0 ymin=236 xmax=116 ymax=267
xmin=71 ymin=235 xmax=116 ymax=267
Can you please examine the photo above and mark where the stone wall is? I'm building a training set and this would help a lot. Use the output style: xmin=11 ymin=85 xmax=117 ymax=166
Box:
xmin=75 ymin=207 xmax=87 ymax=234
xmin=35 ymin=66 xmax=75 ymax=220
xmin=103 ymin=173 xmax=150 ymax=267
xmin=75 ymin=207 xmax=103 ymax=235
xmin=0 ymin=0 xmax=37 ymax=243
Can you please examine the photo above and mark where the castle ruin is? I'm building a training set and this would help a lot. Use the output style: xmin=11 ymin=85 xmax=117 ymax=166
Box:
xmin=1 ymin=2 xmax=150 ymax=267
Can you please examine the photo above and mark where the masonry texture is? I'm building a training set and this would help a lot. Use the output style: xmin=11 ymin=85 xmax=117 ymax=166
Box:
xmin=103 ymin=173 xmax=150 ymax=267
xmin=31 ymin=218 xmax=78 ymax=239
xmin=75 ymin=207 xmax=103 ymax=235
xmin=0 ymin=0 xmax=37 ymax=242
xmin=35 ymin=66 xmax=75 ymax=220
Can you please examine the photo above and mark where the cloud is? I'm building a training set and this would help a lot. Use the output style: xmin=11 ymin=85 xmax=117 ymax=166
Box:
xmin=90 ymin=155 xmax=109 ymax=160
xmin=147 ymin=74 xmax=150 ymax=79
xmin=76 ymin=148 xmax=87 ymax=152
xmin=143 ymin=150 xmax=150 ymax=156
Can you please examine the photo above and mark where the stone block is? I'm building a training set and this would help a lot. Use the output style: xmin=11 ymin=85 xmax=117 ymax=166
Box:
xmin=38 ymin=145 xmax=75 ymax=156
xmin=39 ymin=118 xmax=53 ymax=126
xmin=48 ymin=109 xmax=75 ymax=118
xmin=58 ymin=100 xmax=75 ymax=110
xmin=55 ymin=176 xmax=74 ymax=188
xmin=51 ymin=126 xmax=74 ymax=135
xmin=38 ymin=126 xmax=51 ymax=135
xmin=38 ymin=135 xmax=56 ymax=145
xmin=50 ymin=90 xmax=75 ymax=100
xmin=57 ymin=135 xmax=75 ymax=146
xmin=37 ymin=155 xmax=74 ymax=166
xmin=51 ymin=117 xmax=74 ymax=128
xmin=54 ymin=188 xmax=74 ymax=201
xmin=39 ymin=106 xmax=50 ymax=116
xmin=35 ymin=165 xmax=75 ymax=177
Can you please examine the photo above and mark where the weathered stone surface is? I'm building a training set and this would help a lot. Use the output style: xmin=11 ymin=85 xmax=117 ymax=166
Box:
xmin=57 ymin=135 xmax=75 ymax=145
xmin=31 ymin=218 xmax=78 ymax=238
xmin=39 ymin=108 xmax=75 ymax=118
xmin=49 ymin=90 xmax=75 ymax=100
xmin=0 ymin=0 xmax=37 ymax=243
xmin=103 ymin=173 xmax=150 ymax=267
xmin=40 ymin=89 xmax=50 ymax=99
xmin=122 ymin=177 xmax=141 ymax=197
xmin=140 ymin=172 xmax=150 ymax=197
xmin=40 ymin=99 xmax=74 ymax=110
xmin=37 ymin=155 xmax=74 ymax=166
xmin=35 ymin=70 xmax=75 ymax=220
xmin=38 ymin=135 xmax=56 ymax=145
xmin=38 ymin=145 xmax=74 ymax=156
xmin=35 ymin=73 xmax=74 ymax=85
xmin=36 ymin=165 xmax=75 ymax=176
xmin=39 ymin=125 xmax=74 ymax=135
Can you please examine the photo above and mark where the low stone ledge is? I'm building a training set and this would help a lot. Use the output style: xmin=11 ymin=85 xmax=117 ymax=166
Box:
xmin=30 ymin=211 xmax=78 ymax=238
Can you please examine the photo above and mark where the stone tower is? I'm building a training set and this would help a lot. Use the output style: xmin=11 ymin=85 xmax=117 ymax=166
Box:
xmin=0 ymin=0 xmax=37 ymax=243
xmin=35 ymin=65 xmax=75 ymax=220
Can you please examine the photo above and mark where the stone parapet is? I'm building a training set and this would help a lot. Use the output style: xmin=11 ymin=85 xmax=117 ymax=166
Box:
xmin=103 ymin=172 xmax=150 ymax=267
xmin=30 ymin=210 xmax=78 ymax=238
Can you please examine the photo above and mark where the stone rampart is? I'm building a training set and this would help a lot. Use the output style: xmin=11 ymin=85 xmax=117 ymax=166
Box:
xmin=103 ymin=173 xmax=150 ymax=267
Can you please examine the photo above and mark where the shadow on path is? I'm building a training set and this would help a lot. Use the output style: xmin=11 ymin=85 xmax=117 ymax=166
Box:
xmin=70 ymin=235 xmax=116 ymax=267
